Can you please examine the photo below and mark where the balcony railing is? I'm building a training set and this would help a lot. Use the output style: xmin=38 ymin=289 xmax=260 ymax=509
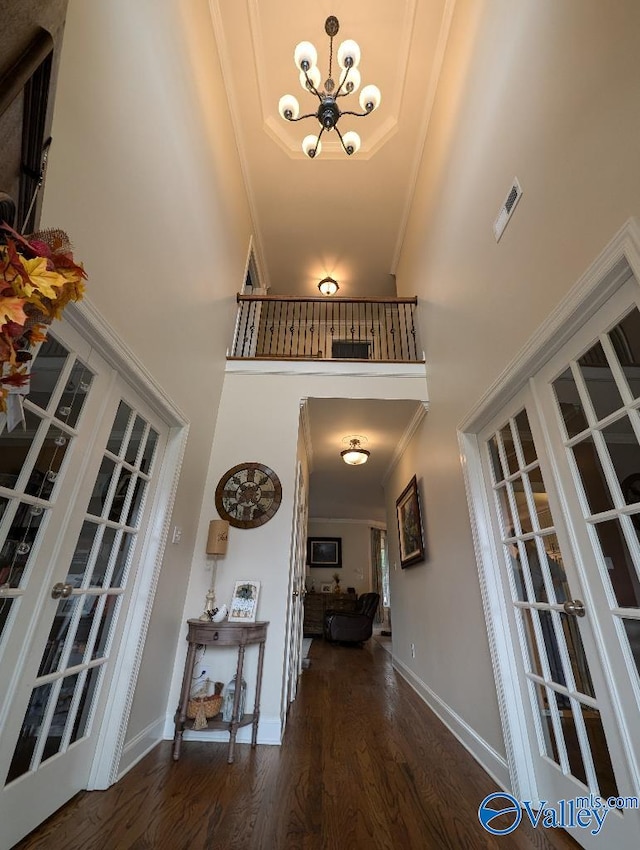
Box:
xmin=230 ymin=295 xmax=423 ymax=362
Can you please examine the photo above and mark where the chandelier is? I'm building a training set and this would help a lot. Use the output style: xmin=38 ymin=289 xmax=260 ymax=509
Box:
xmin=278 ymin=15 xmax=381 ymax=158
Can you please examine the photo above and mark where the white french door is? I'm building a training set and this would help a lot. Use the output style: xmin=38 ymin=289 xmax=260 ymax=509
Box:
xmin=283 ymin=460 xmax=308 ymax=720
xmin=0 ymin=321 xmax=168 ymax=848
xmin=478 ymin=276 xmax=640 ymax=847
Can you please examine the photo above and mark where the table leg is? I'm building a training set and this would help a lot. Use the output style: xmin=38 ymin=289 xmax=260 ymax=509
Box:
xmin=173 ymin=640 xmax=197 ymax=761
xmin=252 ymin=639 xmax=266 ymax=747
xmin=227 ymin=643 xmax=246 ymax=764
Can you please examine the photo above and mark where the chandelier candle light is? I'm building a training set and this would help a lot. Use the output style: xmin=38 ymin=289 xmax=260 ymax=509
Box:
xmin=278 ymin=15 xmax=381 ymax=158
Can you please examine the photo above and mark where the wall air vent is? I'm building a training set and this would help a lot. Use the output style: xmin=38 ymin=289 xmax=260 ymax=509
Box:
xmin=493 ymin=178 xmax=523 ymax=242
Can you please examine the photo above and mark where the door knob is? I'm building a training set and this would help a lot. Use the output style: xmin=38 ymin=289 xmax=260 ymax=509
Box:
xmin=51 ymin=582 xmax=73 ymax=599
xmin=292 ymin=590 xmax=299 ymax=598
xmin=563 ymin=599 xmax=585 ymax=618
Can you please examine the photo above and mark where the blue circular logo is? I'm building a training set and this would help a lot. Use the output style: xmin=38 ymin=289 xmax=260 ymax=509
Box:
xmin=478 ymin=792 xmax=522 ymax=835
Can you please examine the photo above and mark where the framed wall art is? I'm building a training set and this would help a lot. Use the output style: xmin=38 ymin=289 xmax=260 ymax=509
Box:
xmin=396 ymin=475 xmax=426 ymax=568
xmin=228 ymin=580 xmax=260 ymax=623
xmin=307 ymin=537 xmax=342 ymax=568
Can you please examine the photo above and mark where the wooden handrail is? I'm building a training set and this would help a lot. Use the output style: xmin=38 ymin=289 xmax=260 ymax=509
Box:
xmin=236 ymin=293 xmax=418 ymax=305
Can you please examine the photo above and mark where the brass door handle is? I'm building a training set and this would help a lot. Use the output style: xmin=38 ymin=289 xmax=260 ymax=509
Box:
xmin=563 ymin=599 xmax=585 ymax=618
xmin=51 ymin=582 xmax=73 ymax=599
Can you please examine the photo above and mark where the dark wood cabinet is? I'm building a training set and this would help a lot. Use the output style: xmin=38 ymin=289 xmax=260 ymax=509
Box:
xmin=303 ymin=593 xmax=357 ymax=637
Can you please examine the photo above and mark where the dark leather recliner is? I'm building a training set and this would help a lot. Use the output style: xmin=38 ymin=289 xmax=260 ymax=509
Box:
xmin=324 ymin=592 xmax=380 ymax=644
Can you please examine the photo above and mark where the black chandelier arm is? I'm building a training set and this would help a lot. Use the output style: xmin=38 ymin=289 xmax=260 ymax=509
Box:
xmin=284 ymin=111 xmax=319 ymax=123
xmin=333 ymin=59 xmax=357 ymax=99
xmin=334 ymin=124 xmax=350 ymax=156
xmin=338 ymin=108 xmax=373 ymax=119
xmin=302 ymin=67 xmax=324 ymax=101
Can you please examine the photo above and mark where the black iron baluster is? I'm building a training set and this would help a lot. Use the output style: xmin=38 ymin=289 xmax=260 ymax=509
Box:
xmin=369 ymin=301 xmax=376 ymax=360
xmin=409 ymin=302 xmax=418 ymax=360
xmin=390 ymin=302 xmax=398 ymax=360
xmin=399 ymin=302 xmax=408 ymax=361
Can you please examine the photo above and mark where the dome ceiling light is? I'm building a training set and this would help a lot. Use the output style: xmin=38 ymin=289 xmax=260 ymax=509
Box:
xmin=318 ymin=276 xmax=339 ymax=295
xmin=278 ymin=15 xmax=382 ymax=159
xmin=341 ymin=436 xmax=370 ymax=466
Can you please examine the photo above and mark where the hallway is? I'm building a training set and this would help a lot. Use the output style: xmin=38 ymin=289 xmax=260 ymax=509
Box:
xmin=16 ymin=639 xmax=579 ymax=850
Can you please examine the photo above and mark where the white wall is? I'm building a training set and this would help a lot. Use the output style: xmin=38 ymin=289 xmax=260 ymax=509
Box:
xmin=165 ymin=367 xmax=428 ymax=743
xmin=392 ymin=0 xmax=640 ymax=771
xmin=306 ymin=519 xmax=376 ymax=596
xmin=41 ymin=0 xmax=254 ymax=758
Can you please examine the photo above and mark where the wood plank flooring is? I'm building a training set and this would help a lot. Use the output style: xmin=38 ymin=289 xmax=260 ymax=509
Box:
xmin=15 ymin=638 xmax=580 ymax=850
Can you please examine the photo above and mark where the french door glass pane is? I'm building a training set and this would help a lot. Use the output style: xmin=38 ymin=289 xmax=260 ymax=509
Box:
xmin=579 ymin=704 xmax=619 ymax=799
xmin=514 ymin=409 xmax=537 ymax=465
xmin=6 ymin=683 xmax=53 ymax=783
xmin=106 ymin=402 xmax=132 ymax=456
xmin=534 ymin=682 xmax=560 ymax=765
xmin=489 ymin=435 xmax=503 ymax=482
xmin=538 ymin=610 xmax=566 ymax=686
xmin=39 ymin=598 xmax=80 ymax=677
xmin=500 ymin=424 xmax=519 ymax=475
xmin=513 ymin=478 xmax=533 ymax=533
xmin=561 ymin=703 xmax=588 ymax=786
xmin=496 ymin=485 xmax=515 ymax=535
xmin=592 ymin=518 xmax=640 ymax=608
xmin=520 ymin=607 xmax=543 ymax=675
xmin=621 ymin=619 xmax=640 ymax=679
xmin=612 ymin=307 xmax=640 ymax=399
xmin=559 ymin=612 xmax=596 ymax=698
xmin=523 ymin=538 xmax=548 ymax=603
xmin=601 ymin=415 xmax=640 ymax=502
xmin=93 ymin=596 xmax=121 ymax=660
xmin=41 ymin=673 xmax=80 ymax=764
xmin=70 ymin=666 xmax=102 ymax=744
xmin=553 ymin=367 xmax=589 ymax=438
xmin=578 ymin=341 xmax=624 ymax=420
xmin=0 ymin=501 xmax=47 ymax=589
xmin=142 ymin=429 xmax=159 ymax=472
xmin=125 ymin=416 xmax=145 ymax=465
xmin=571 ymin=437 xmax=615 ymax=514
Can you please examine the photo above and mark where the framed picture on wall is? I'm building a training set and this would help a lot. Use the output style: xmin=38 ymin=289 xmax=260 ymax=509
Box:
xmin=396 ymin=475 xmax=426 ymax=568
xmin=307 ymin=537 xmax=342 ymax=568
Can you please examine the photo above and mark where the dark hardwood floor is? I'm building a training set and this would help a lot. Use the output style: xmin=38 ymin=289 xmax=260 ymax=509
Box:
xmin=15 ymin=638 xmax=580 ymax=850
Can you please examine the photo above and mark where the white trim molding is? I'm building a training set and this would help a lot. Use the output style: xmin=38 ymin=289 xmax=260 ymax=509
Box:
xmin=382 ymin=401 xmax=429 ymax=485
xmin=392 ymin=655 xmax=511 ymax=790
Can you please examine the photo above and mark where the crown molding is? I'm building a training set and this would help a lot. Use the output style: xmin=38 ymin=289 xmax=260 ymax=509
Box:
xmin=381 ymin=401 xmax=428 ymax=485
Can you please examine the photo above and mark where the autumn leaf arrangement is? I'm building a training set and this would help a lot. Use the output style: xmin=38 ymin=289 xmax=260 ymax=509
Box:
xmin=0 ymin=222 xmax=86 ymax=412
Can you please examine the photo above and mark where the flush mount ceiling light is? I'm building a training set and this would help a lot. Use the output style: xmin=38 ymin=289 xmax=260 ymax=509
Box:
xmin=341 ymin=437 xmax=370 ymax=466
xmin=318 ymin=276 xmax=339 ymax=295
xmin=278 ymin=15 xmax=382 ymax=158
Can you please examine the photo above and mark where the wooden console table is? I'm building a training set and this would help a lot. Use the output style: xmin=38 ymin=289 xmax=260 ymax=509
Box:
xmin=173 ymin=619 xmax=269 ymax=764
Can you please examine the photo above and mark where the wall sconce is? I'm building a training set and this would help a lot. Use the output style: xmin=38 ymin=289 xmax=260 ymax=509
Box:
xmin=200 ymin=519 xmax=229 ymax=621
xmin=318 ymin=276 xmax=339 ymax=295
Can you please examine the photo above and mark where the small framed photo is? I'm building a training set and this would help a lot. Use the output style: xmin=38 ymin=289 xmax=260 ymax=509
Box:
xmin=320 ymin=583 xmax=332 ymax=593
xmin=307 ymin=537 xmax=342 ymax=568
xmin=396 ymin=475 xmax=426 ymax=568
xmin=228 ymin=580 xmax=261 ymax=622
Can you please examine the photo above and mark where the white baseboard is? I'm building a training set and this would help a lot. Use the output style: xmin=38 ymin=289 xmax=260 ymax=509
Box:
xmin=162 ymin=714 xmax=282 ymax=747
xmin=392 ymin=656 xmax=510 ymax=791
xmin=117 ymin=716 xmax=166 ymax=780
